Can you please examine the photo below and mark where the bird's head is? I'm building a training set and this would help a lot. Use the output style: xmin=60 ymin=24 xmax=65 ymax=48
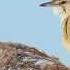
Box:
xmin=40 ymin=0 xmax=70 ymax=52
xmin=40 ymin=0 xmax=69 ymax=7
xmin=40 ymin=0 xmax=70 ymax=21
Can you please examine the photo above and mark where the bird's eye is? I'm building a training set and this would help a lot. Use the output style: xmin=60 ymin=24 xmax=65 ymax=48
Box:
xmin=60 ymin=1 xmax=66 ymax=5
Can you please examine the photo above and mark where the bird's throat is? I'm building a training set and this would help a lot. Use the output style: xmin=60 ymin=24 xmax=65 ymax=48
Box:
xmin=52 ymin=7 xmax=66 ymax=22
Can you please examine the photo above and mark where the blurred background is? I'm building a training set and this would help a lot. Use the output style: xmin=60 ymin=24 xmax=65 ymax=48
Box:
xmin=0 ymin=0 xmax=70 ymax=66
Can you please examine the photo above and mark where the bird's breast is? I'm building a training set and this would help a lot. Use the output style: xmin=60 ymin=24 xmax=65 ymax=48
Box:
xmin=62 ymin=16 xmax=70 ymax=53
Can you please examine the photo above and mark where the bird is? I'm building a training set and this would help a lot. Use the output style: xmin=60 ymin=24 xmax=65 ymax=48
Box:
xmin=40 ymin=0 xmax=70 ymax=52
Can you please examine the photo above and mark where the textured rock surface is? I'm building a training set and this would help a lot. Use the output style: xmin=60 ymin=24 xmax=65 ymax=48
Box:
xmin=0 ymin=42 xmax=69 ymax=70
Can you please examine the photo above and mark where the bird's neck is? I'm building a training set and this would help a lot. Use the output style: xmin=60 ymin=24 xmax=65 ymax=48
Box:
xmin=52 ymin=6 xmax=70 ymax=52
xmin=62 ymin=14 xmax=70 ymax=53
xmin=52 ymin=5 xmax=70 ymax=22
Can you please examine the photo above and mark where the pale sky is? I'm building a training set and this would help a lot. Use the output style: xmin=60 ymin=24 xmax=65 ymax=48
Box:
xmin=0 ymin=0 xmax=70 ymax=66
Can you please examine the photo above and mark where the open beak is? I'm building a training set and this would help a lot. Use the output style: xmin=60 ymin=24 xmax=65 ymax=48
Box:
xmin=40 ymin=1 xmax=60 ymax=7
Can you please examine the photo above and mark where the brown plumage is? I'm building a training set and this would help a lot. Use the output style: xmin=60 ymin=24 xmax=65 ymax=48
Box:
xmin=0 ymin=42 xmax=68 ymax=70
